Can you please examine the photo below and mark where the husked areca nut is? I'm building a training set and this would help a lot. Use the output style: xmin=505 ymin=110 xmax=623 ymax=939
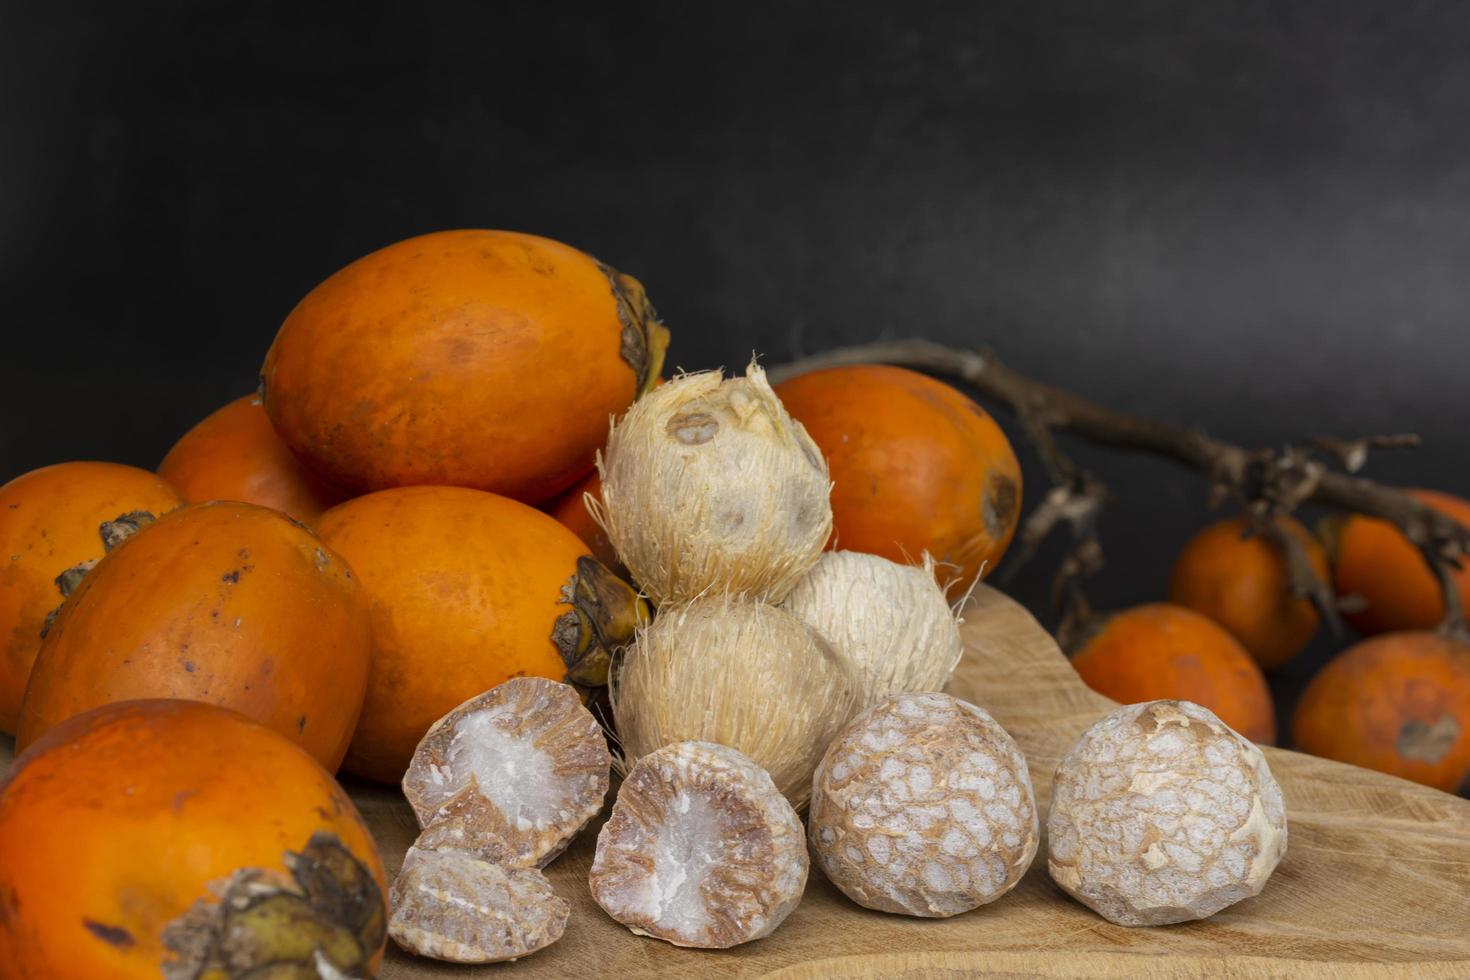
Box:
xmin=809 ymin=693 xmax=1038 ymax=917
xmin=402 ymin=677 xmax=611 ymax=869
xmin=594 ymin=360 xmax=833 ymax=605
xmin=589 ymin=741 xmax=808 ymax=948
xmin=1047 ymin=700 xmax=1288 ymax=927
xmin=782 ymin=551 xmax=964 ymax=708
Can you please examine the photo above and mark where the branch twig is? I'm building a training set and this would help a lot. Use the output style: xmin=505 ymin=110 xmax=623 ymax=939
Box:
xmin=770 ymin=339 xmax=1470 ymax=637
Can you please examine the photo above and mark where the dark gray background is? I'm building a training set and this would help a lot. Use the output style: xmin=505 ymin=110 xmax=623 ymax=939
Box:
xmin=3 ymin=1 xmax=1468 ymax=738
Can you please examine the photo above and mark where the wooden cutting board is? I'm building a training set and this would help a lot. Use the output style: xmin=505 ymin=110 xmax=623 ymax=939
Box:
xmin=359 ymin=585 xmax=1470 ymax=978
xmin=5 ymin=585 xmax=1469 ymax=977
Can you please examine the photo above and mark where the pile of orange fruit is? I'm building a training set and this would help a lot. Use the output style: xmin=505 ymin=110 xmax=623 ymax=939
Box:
xmin=2 ymin=225 xmax=1465 ymax=976
xmin=1070 ymin=501 xmax=1470 ymax=795
xmin=0 ymin=229 xmax=1025 ymax=977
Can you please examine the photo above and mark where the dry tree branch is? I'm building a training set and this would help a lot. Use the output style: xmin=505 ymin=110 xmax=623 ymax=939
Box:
xmin=769 ymin=339 xmax=1470 ymax=637
xmin=1252 ymin=516 xmax=1344 ymax=633
xmin=1312 ymin=434 xmax=1420 ymax=474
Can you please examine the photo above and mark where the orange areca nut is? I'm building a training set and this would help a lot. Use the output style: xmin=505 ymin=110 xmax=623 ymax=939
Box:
xmin=315 ymin=486 xmax=645 ymax=783
xmin=545 ymin=470 xmax=618 ymax=570
xmin=1292 ymin=631 xmax=1470 ymax=793
xmin=17 ymin=501 xmax=371 ymax=770
xmin=159 ymin=393 xmax=347 ymax=524
xmin=261 ymin=229 xmax=669 ymax=504
xmin=1329 ymin=489 xmax=1470 ymax=635
xmin=1070 ymin=603 xmax=1277 ymax=744
xmin=1168 ymin=516 xmax=1327 ymax=670
xmin=0 ymin=699 xmax=387 ymax=979
xmin=775 ymin=364 xmax=1021 ymax=597
xmin=0 ymin=461 xmax=184 ymax=734
xmin=545 ymin=469 xmax=623 ymax=574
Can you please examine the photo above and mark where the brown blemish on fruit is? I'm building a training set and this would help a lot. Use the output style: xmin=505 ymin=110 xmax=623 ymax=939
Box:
xmin=40 ymin=559 xmax=100 ymax=638
xmin=99 ymin=511 xmax=157 ymax=552
xmin=38 ymin=510 xmax=162 ymax=641
xmin=83 ymin=919 xmax=135 ymax=949
xmin=221 ymin=570 xmax=240 ymax=584
xmin=1397 ymin=715 xmax=1460 ymax=764
xmin=983 ymin=473 xmax=1019 ymax=540
xmin=54 ymin=560 xmax=98 ymax=599
xmin=600 ymin=262 xmax=670 ymax=394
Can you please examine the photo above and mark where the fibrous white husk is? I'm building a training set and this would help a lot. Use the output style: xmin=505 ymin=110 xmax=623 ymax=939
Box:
xmin=610 ymin=594 xmax=860 ymax=809
xmin=1047 ymin=699 xmax=1288 ymax=927
xmin=809 ymin=692 xmax=1038 ymax=917
xmin=782 ymin=551 xmax=963 ymax=708
xmin=589 ymin=740 xmax=808 ymax=948
xmin=593 ymin=360 xmax=832 ymax=605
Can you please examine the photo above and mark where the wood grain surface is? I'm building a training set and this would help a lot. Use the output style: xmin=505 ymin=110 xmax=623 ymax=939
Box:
xmin=5 ymin=584 xmax=1469 ymax=977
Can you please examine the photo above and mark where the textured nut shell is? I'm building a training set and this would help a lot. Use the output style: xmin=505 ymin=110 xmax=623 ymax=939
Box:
xmin=611 ymin=596 xmax=860 ymax=809
xmin=589 ymin=741 xmax=808 ymax=948
xmin=809 ymin=692 xmax=1038 ymax=917
xmin=595 ymin=361 xmax=832 ymax=605
xmin=389 ymin=845 xmax=568 ymax=963
xmin=782 ymin=551 xmax=963 ymax=708
xmin=402 ymin=677 xmax=610 ymax=869
xmin=1047 ymin=699 xmax=1288 ymax=927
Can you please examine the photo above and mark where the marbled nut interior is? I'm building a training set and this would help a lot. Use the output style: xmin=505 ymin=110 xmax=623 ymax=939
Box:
xmin=809 ymin=691 xmax=1039 ymax=917
xmin=402 ymin=675 xmax=610 ymax=868
xmin=1047 ymin=699 xmax=1288 ymax=927
xmin=389 ymin=845 xmax=569 ymax=964
xmin=589 ymin=740 xmax=808 ymax=948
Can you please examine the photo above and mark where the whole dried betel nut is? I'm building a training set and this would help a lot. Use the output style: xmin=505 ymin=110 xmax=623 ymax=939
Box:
xmin=389 ymin=841 xmax=569 ymax=964
xmin=809 ymin=692 xmax=1039 ymax=916
xmin=589 ymin=741 xmax=808 ymax=948
xmin=402 ymin=676 xmax=611 ymax=868
xmin=1047 ymin=699 xmax=1289 ymax=927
